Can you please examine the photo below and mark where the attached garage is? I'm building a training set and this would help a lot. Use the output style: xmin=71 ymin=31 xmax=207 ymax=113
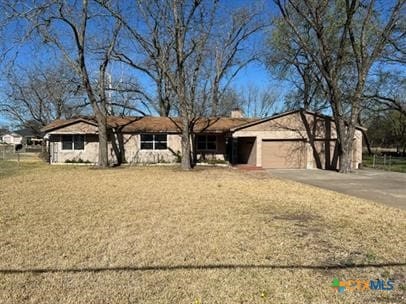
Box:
xmin=262 ymin=140 xmax=306 ymax=169
xmin=230 ymin=109 xmax=364 ymax=170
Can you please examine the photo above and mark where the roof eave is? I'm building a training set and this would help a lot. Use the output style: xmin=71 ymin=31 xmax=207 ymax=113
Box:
xmin=41 ymin=118 xmax=97 ymax=133
xmin=230 ymin=109 xmax=300 ymax=132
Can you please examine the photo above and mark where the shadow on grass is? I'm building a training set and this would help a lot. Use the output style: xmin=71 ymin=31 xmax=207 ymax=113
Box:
xmin=1 ymin=262 xmax=405 ymax=274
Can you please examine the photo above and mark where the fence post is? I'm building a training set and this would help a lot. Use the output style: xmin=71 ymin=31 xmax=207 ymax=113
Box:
xmin=373 ymin=154 xmax=376 ymax=168
xmin=389 ymin=155 xmax=391 ymax=171
xmin=383 ymin=154 xmax=386 ymax=169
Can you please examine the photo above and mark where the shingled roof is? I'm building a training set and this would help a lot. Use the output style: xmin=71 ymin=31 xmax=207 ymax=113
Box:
xmin=41 ymin=116 xmax=258 ymax=134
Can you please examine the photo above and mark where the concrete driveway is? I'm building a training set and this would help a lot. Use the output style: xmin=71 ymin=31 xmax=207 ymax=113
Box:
xmin=268 ymin=169 xmax=406 ymax=210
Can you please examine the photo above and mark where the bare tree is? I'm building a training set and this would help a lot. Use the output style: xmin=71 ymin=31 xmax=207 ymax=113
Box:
xmin=365 ymin=110 xmax=406 ymax=153
xmin=266 ymin=18 xmax=328 ymax=111
xmin=0 ymin=63 xmax=83 ymax=131
xmin=209 ymin=5 xmax=265 ymax=116
xmin=2 ymin=0 xmax=124 ymax=167
xmin=239 ymin=84 xmax=278 ymax=118
xmin=274 ymin=0 xmax=405 ymax=173
xmin=93 ymin=0 xmax=181 ymax=117
xmin=99 ymin=0 xmax=266 ymax=120
xmin=99 ymin=0 xmax=220 ymax=169
xmin=363 ymin=70 xmax=406 ymax=116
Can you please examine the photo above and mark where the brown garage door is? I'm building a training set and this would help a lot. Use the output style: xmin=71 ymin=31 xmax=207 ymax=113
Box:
xmin=262 ymin=140 xmax=306 ymax=169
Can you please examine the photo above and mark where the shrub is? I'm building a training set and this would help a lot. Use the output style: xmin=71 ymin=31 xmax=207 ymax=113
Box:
xmin=175 ymin=151 xmax=182 ymax=163
xmin=65 ymin=158 xmax=91 ymax=164
xmin=196 ymin=158 xmax=228 ymax=165
xmin=207 ymin=159 xmax=227 ymax=165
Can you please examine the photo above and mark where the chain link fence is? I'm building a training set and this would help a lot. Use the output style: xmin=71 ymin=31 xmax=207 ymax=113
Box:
xmin=0 ymin=145 xmax=44 ymax=177
xmin=363 ymin=154 xmax=406 ymax=173
xmin=0 ymin=144 xmax=42 ymax=163
xmin=0 ymin=144 xmax=16 ymax=160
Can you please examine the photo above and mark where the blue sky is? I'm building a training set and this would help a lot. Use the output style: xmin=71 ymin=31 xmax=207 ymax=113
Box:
xmin=0 ymin=0 xmax=402 ymax=127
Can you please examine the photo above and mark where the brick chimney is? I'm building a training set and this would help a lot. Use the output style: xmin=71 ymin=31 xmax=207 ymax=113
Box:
xmin=230 ymin=108 xmax=244 ymax=118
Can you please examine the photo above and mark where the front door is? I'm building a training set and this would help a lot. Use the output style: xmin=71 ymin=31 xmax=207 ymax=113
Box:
xmin=50 ymin=140 xmax=58 ymax=163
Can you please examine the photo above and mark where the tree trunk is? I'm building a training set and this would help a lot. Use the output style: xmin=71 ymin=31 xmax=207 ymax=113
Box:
xmin=157 ymin=78 xmax=171 ymax=117
xmin=361 ymin=129 xmax=372 ymax=156
xmin=211 ymin=80 xmax=219 ymax=116
xmin=339 ymin=143 xmax=351 ymax=173
xmin=111 ymin=128 xmax=126 ymax=166
xmin=96 ymin=115 xmax=109 ymax=167
xmin=331 ymin=140 xmax=339 ymax=170
xmin=180 ymin=116 xmax=192 ymax=170
xmin=159 ymin=97 xmax=171 ymax=117
xmin=302 ymin=68 xmax=311 ymax=110
xmin=178 ymin=84 xmax=192 ymax=170
xmin=330 ymin=88 xmax=358 ymax=173
xmin=339 ymin=94 xmax=362 ymax=173
xmin=337 ymin=120 xmax=356 ymax=173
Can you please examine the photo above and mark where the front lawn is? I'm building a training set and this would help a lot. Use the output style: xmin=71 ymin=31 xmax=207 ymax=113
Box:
xmin=0 ymin=161 xmax=405 ymax=303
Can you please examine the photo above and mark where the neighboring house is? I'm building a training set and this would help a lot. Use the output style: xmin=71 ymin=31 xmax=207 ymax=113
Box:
xmin=0 ymin=132 xmax=23 ymax=145
xmin=14 ymin=128 xmax=43 ymax=146
xmin=41 ymin=109 xmax=364 ymax=169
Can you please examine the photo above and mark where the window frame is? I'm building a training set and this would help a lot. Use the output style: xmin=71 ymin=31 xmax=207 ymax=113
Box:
xmin=140 ymin=133 xmax=168 ymax=151
xmin=61 ymin=134 xmax=85 ymax=151
xmin=73 ymin=135 xmax=85 ymax=150
xmin=196 ymin=134 xmax=217 ymax=151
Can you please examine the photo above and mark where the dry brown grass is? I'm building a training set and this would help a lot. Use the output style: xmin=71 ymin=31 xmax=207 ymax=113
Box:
xmin=0 ymin=160 xmax=405 ymax=303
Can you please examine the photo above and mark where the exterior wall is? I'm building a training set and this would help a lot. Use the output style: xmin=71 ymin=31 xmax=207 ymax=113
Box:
xmin=123 ymin=134 xmax=181 ymax=164
xmin=49 ymin=132 xmax=227 ymax=164
xmin=239 ymin=112 xmax=305 ymax=132
xmin=352 ymin=129 xmax=363 ymax=169
xmin=123 ymin=133 xmax=228 ymax=163
xmin=49 ymin=134 xmax=99 ymax=164
xmin=46 ymin=119 xmax=229 ymax=164
xmin=234 ymin=112 xmax=338 ymax=139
